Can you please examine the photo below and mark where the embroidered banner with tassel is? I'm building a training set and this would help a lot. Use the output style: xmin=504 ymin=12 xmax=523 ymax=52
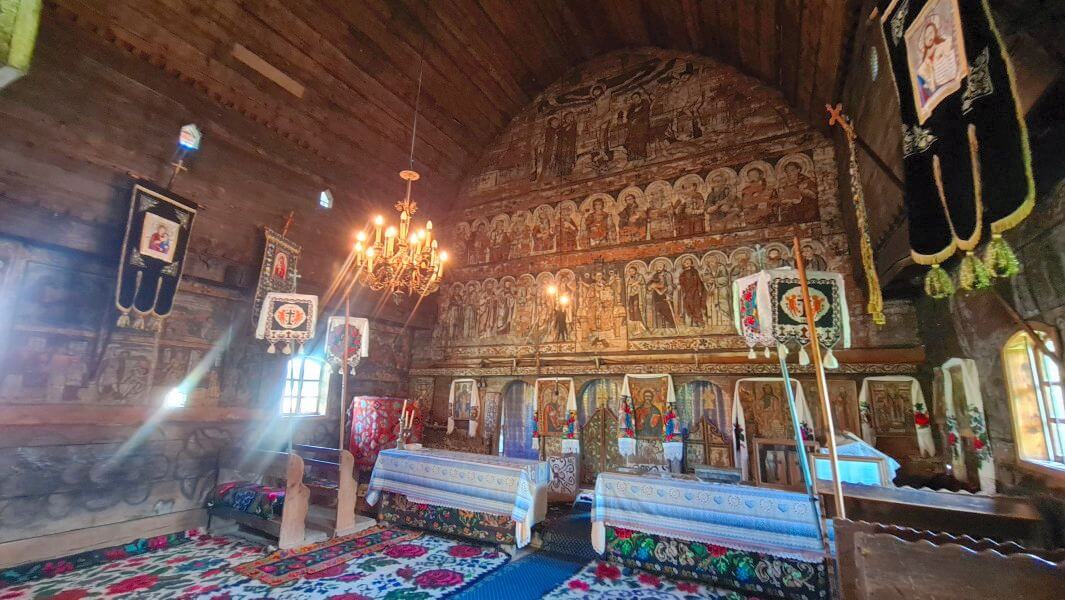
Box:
xmin=114 ymin=181 xmax=198 ymax=331
xmin=253 ymin=227 xmax=301 ymax=324
xmin=325 ymin=316 xmax=370 ymax=374
xmin=732 ymin=268 xmax=851 ymax=368
xmin=255 ymin=292 xmax=317 ymax=354
xmin=877 ymin=0 xmax=1034 ymax=296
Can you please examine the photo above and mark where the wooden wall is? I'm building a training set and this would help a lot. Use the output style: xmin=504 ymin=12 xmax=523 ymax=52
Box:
xmin=0 ymin=11 xmax=421 ymax=563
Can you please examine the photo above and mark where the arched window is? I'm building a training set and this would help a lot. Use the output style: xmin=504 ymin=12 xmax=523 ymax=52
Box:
xmin=280 ymin=356 xmax=329 ymax=416
xmin=1002 ymin=326 xmax=1064 ymax=469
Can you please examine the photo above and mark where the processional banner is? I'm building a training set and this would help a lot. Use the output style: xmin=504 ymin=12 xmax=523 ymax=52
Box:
xmin=254 ymin=292 xmax=317 ymax=354
xmin=325 ymin=316 xmax=370 ymax=374
xmin=732 ymin=268 xmax=850 ymax=367
xmin=253 ymin=227 xmax=301 ymax=324
xmin=115 ymin=182 xmax=197 ymax=330
xmin=877 ymin=0 xmax=1034 ymax=295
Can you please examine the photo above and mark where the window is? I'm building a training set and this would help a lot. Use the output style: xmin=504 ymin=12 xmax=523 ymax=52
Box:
xmin=164 ymin=388 xmax=188 ymax=409
xmin=319 ymin=189 xmax=334 ymax=209
xmin=869 ymin=46 xmax=879 ymax=81
xmin=281 ymin=356 xmax=329 ymax=416
xmin=1002 ymin=327 xmax=1065 ymax=469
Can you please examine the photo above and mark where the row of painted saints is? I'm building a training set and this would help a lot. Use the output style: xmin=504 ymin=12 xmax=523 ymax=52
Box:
xmin=434 ymin=241 xmax=831 ymax=347
xmin=453 ymin=153 xmax=820 ymax=266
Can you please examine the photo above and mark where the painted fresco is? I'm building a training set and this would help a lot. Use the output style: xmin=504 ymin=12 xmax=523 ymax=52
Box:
xmin=463 ymin=53 xmax=797 ymax=200
xmin=432 ymin=240 xmax=833 ymax=355
xmin=451 ymin=153 xmax=822 ymax=266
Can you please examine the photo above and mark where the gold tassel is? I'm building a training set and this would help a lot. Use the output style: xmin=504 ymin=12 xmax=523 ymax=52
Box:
xmin=983 ymin=234 xmax=1020 ymax=278
xmin=924 ymin=263 xmax=955 ymax=299
xmin=958 ymin=251 xmax=992 ymax=290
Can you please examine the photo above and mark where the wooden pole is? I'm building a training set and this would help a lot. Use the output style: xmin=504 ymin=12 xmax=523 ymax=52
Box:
xmin=339 ymin=290 xmax=350 ymax=453
xmin=792 ymin=236 xmax=846 ymax=519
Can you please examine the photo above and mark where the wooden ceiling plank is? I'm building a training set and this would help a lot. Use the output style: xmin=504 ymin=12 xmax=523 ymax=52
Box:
xmin=680 ymin=0 xmax=704 ymax=54
xmin=778 ymin=0 xmax=803 ymax=106
xmin=796 ymin=0 xmax=826 ymax=118
xmin=601 ymin=0 xmax=652 ymax=48
xmin=323 ymin=0 xmax=508 ymax=142
xmin=193 ymin=0 xmax=460 ymax=179
xmin=536 ymin=0 xmax=599 ymax=62
xmin=501 ymin=0 xmax=580 ymax=83
xmin=262 ymin=0 xmax=480 ymax=160
xmin=696 ymin=0 xmax=724 ymax=60
xmin=404 ymin=0 xmax=529 ymax=112
xmin=810 ymin=0 xmax=857 ymax=125
xmin=560 ymin=0 xmax=622 ymax=56
xmin=474 ymin=0 xmax=563 ymax=89
xmin=717 ymin=0 xmax=741 ymax=67
xmin=736 ymin=0 xmax=762 ymax=76
xmin=437 ymin=0 xmax=541 ymax=98
xmin=639 ymin=0 xmax=681 ymax=51
xmin=757 ymin=0 xmax=779 ymax=86
xmin=119 ymin=0 xmax=454 ymax=192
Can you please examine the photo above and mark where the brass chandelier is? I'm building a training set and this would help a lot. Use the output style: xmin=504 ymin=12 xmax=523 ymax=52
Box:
xmin=350 ymin=52 xmax=447 ymax=298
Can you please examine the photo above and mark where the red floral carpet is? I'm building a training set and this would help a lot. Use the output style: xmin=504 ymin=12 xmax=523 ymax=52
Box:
xmin=0 ymin=528 xmax=509 ymax=599
xmin=543 ymin=560 xmax=766 ymax=599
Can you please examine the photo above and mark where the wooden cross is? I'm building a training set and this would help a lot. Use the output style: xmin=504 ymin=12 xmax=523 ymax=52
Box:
xmin=825 ymin=103 xmax=903 ymax=192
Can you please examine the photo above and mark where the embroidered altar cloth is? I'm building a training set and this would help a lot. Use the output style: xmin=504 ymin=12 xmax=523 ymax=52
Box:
xmin=591 ymin=472 xmax=829 ymax=562
xmin=366 ymin=448 xmax=550 ymax=548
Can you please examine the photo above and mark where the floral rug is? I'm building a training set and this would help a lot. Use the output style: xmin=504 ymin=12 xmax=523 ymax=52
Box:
xmin=543 ymin=561 xmax=766 ymax=600
xmin=234 ymin=526 xmax=424 ymax=585
xmin=0 ymin=528 xmax=509 ymax=599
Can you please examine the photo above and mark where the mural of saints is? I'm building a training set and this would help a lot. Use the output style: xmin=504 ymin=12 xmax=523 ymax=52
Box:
xmin=558 ymin=202 xmax=580 ymax=252
xmin=531 ymin=206 xmax=557 ymax=253
xmin=616 ymin=187 xmax=648 ymax=243
xmin=705 ymin=168 xmax=742 ymax=232
xmin=677 ymin=255 xmax=708 ymax=327
xmin=581 ymin=194 xmax=618 ymax=248
xmin=453 ymin=152 xmax=819 ymax=267
xmin=776 ymin=154 xmax=819 ymax=223
xmin=646 ymin=258 xmax=677 ymax=330
xmin=740 ymin=161 xmax=778 ymax=227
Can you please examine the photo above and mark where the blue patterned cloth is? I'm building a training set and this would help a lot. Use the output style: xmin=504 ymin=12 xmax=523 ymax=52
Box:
xmin=366 ymin=448 xmax=550 ymax=548
xmin=592 ymin=472 xmax=831 ymax=562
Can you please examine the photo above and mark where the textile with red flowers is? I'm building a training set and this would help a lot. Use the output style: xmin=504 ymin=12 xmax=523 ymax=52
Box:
xmin=598 ymin=527 xmax=828 ymax=600
xmin=544 ymin=560 xmax=765 ymax=599
xmin=376 ymin=491 xmax=517 ymax=545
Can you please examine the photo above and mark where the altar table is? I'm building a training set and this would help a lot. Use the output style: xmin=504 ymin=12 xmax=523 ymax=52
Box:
xmin=592 ymin=472 xmax=831 ymax=600
xmin=366 ymin=448 xmax=550 ymax=548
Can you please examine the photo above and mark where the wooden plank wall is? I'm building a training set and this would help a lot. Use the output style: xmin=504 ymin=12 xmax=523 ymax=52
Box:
xmin=0 ymin=11 xmax=420 ymax=563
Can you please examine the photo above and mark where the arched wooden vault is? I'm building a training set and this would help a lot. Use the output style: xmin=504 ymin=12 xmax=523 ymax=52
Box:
xmin=51 ymin=0 xmax=861 ymax=217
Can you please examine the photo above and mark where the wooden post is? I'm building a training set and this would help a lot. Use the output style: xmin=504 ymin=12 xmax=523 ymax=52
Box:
xmin=792 ymin=237 xmax=846 ymax=519
xmin=339 ymin=291 xmax=350 ymax=453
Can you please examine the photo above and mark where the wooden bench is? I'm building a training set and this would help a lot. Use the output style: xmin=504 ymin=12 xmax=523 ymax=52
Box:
xmin=207 ymin=447 xmax=373 ymax=549
xmin=835 ymin=518 xmax=1065 ymax=600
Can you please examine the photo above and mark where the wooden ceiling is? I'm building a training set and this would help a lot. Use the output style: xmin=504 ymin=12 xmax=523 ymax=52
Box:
xmin=51 ymin=0 xmax=860 ymax=215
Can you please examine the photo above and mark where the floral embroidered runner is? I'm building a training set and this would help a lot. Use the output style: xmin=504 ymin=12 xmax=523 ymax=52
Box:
xmin=591 ymin=472 xmax=829 ymax=562
xmin=233 ymin=525 xmax=422 ymax=585
xmin=366 ymin=448 xmax=550 ymax=547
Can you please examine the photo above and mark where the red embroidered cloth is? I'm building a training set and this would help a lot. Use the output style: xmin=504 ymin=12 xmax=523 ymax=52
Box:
xmin=348 ymin=396 xmax=421 ymax=470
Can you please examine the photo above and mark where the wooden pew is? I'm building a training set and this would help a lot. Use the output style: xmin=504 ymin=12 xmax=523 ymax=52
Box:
xmin=834 ymin=519 xmax=1065 ymax=600
xmin=207 ymin=451 xmax=316 ymax=550
xmin=290 ymin=445 xmax=375 ymax=537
